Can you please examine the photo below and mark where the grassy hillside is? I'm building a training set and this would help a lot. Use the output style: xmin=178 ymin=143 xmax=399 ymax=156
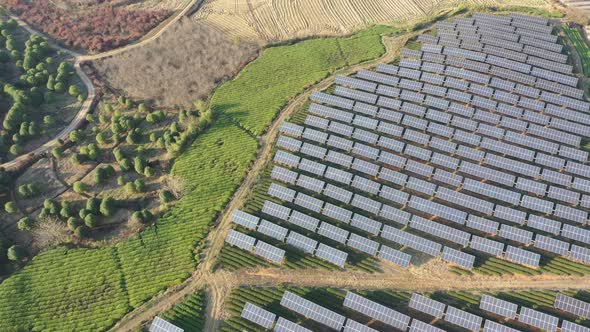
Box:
xmin=210 ymin=26 xmax=400 ymax=136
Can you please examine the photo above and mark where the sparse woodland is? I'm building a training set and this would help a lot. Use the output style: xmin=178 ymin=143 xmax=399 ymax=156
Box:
xmin=93 ymin=18 xmax=259 ymax=107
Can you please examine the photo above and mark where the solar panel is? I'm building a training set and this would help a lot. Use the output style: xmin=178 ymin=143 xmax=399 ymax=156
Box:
xmin=516 ymin=178 xmax=547 ymax=196
xmin=323 ymin=184 xmax=353 ymax=204
xmin=258 ymin=219 xmax=289 ymax=241
xmin=349 ymin=214 xmax=381 ymax=235
xmin=470 ymin=236 xmax=504 ymax=256
xmin=571 ymin=244 xmax=590 ymax=263
xmin=286 ymin=232 xmax=318 ymax=254
xmin=347 ymin=233 xmax=379 ymax=256
xmin=316 ymin=243 xmax=348 ymax=267
xmin=527 ymin=215 xmax=561 ymax=235
xmin=149 ymin=316 xmax=184 ymax=332
xmin=436 ymin=187 xmax=494 ymax=215
xmin=263 ymin=200 xmax=291 ymax=221
xmin=409 ymin=319 xmax=445 ymax=332
xmin=548 ymin=186 xmax=580 ymax=205
xmin=274 ymin=150 xmax=301 ymax=168
xmin=352 ymin=142 xmax=379 ymax=160
xmin=294 ymin=192 xmax=324 ymax=213
xmin=231 ymin=210 xmax=260 ymax=230
xmin=318 ymin=222 xmax=349 ymax=244
xmin=499 ymin=224 xmax=533 ymax=245
xmin=305 ymin=115 xmax=330 ymax=130
xmin=280 ymin=123 xmax=305 ymax=137
xmin=272 ymin=165 xmax=299 ymax=185
xmin=555 ymin=293 xmax=590 ymax=319
xmin=378 ymin=168 xmax=408 ymax=186
xmin=561 ymin=224 xmax=590 ymax=245
xmin=268 ymin=182 xmax=297 ymax=202
xmin=519 ymin=307 xmax=559 ymax=332
xmin=302 ymin=128 xmax=328 ymax=144
xmin=326 ymin=150 xmax=354 ymax=168
xmin=277 ymin=136 xmax=303 ymax=152
xmin=379 ymin=205 xmax=411 ymax=226
xmin=300 ymin=142 xmax=326 ymax=160
xmin=494 ymin=206 xmax=526 ymax=225
xmin=335 ymin=75 xmax=378 ymax=92
xmin=408 ymin=196 xmax=467 ymax=225
xmin=410 ymin=216 xmax=471 ymax=246
xmin=521 ymin=195 xmax=554 ymax=214
xmin=289 ymin=210 xmax=319 ymax=231
xmin=480 ymin=295 xmax=518 ymax=319
xmin=281 ymin=291 xmax=346 ymax=330
xmin=381 ymin=225 xmax=442 ymax=256
xmin=274 ymin=317 xmax=313 ymax=332
xmin=344 ymin=292 xmax=411 ymax=330
xmin=466 ymin=215 xmax=499 ymax=235
xmin=352 ymin=175 xmax=381 ymax=195
xmin=483 ymin=320 xmax=520 ymax=332
xmin=351 ymin=158 xmax=379 ymax=176
xmin=442 ymin=247 xmax=475 ymax=269
xmin=409 ymin=293 xmax=446 ymax=318
xmin=297 ymin=174 xmax=325 ymax=193
xmin=255 ymin=240 xmax=285 ymax=264
xmin=322 ymin=203 xmax=352 ymax=224
xmin=378 ymin=245 xmax=412 ymax=267
xmin=351 ymin=194 xmax=382 ymax=215
xmin=505 ymin=246 xmax=540 ymax=267
xmin=406 ymin=177 xmax=437 ymax=196
xmin=241 ymin=302 xmax=277 ymax=329
xmin=225 ymin=229 xmax=256 ymax=251
xmin=311 ymin=91 xmax=354 ymax=110
xmin=561 ymin=320 xmax=590 ymax=332
xmin=534 ymin=235 xmax=569 ymax=256
xmin=444 ymin=306 xmax=483 ymax=331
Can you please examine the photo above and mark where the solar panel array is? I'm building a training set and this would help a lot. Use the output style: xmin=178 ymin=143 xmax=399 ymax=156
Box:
xmin=224 ymin=11 xmax=590 ymax=275
xmin=240 ymin=302 xmax=277 ymax=329
xmin=409 ymin=293 xmax=446 ymax=318
xmin=281 ymin=291 xmax=346 ymax=330
xmin=344 ymin=292 xmax=411 ymax=330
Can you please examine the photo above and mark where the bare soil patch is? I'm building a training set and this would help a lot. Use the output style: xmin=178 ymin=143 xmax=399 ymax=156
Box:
xmin=93 ymin=18 xmax=259 ymax=108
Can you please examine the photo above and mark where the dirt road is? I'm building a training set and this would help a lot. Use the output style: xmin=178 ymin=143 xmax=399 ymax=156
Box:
xmin=0 ymin=0 xmax=202 ymax=172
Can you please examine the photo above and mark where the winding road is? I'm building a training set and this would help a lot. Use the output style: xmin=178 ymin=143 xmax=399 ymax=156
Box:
xmin=0 ymin=0 xmax=202 ymax=171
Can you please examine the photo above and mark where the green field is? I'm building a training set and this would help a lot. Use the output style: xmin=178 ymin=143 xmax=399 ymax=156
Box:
xmin=156 ymin=290 xmax=207 ymax=332
xmin=210 ymin=26 xmax=400 ymax=136
xmin=564 ymin=25 xmax=590 ymax=76
xmin=0 ymin=23 xmax=400 ymax=331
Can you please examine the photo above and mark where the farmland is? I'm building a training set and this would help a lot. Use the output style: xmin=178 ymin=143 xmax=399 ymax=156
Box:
xmin=194 ymin=0 xmax=549 ymax=43
xmin=151 ymin=289 xmax=207 ymax=332
xmin=563 ymin=24 xmax=590 ymax=76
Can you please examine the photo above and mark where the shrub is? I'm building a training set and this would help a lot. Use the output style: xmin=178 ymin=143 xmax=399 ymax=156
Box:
xmin=17 ymin=217 xmax=34 ymax=231
xmin=74 ymin=225 xmax=89 ymax=238
xmin=7 ymin=245 xmax=25 ymax=261
xmin=72 ymin=181 xmax=89 ymax=194
xmin=99 ymin=197 xmax=115 ymax=216
xmin=4 ymin=201 xmax=17 ymax=214
xmin=84 ymin=214 xmax=98 ymax=228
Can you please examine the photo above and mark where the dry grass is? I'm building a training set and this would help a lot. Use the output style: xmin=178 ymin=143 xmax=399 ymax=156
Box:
xmin=93 ymin=18 xmax=259 ymax=108
xmin=194 ymin=0 xmax=550 ymax=43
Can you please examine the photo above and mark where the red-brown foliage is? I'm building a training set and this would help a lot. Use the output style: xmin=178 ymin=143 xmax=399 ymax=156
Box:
xmin=4 ymin=0 xmax=171 ymax=53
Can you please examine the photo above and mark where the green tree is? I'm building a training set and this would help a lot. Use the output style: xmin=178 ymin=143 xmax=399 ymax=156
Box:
xmin=134 ymin=157 xmax=146 ymax=174
xmin=99 ymin=197 xmax=115 ymax=216
xmin=67 ymin=217 xmax=81 ymax=231
xmin=69 ymin=130 xmax=83 ymax=142
xmin=43 ymin=115 xmax=56 ymax=127
xmin=17 ymin=217 xmax=34 ymax=231
xmin=144 ymin=166 xmax=155 ymax=177
xmin=4 ymin=201 xmax=17 ymax=214
xmin=86 ymin=197 xmax=101 ymax=214
xmin=72 ymin=181 xmax=89 ymax=194
xmin=84 ymin=214 xmax=98 ymax=228
xmin=7 ymin=245 xmax=25 ymax=261
xmin=51 ymin=147 xmax=63 ymax=159
xmin=134 ymin=179 xmax=146 ymax=193
xmin=159 ymin=190 xmax=174 ymax=203
xmin=74 ymin=225 xmax=89 ymax=238
xmin=125 ymin=182 xmax=136 ymax=194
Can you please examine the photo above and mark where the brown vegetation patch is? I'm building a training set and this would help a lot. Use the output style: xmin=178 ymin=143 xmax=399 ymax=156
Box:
xmin=93 ymin=18 xmax=259 ymax=108
xmin=3 ymin=0 xmax=173 ymax=52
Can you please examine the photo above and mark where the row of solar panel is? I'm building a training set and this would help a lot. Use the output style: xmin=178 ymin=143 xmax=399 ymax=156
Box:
xmin=281 ymin=117 xmax=590 ymax=226
xmin=375 ymin=59 xmax=589 ymax=139
xmin=271 ymin=155 xmax=546 ymax=268
xmin=417 ymin=33 xmax=573 ymax=85
xmin=306 ymin=93 xmax=590 ymax=209
xmin=225 ymin=229 xmax=286 ymax=264
xmin=272 ymin=146 xmax=590 ymax=267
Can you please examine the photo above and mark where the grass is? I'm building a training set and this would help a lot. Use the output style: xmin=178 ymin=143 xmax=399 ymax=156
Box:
xmin=157 ymin=289 xmax=207 ymax=332
xmin=564 ymin=25 xmax=590 ymax=76
xmin=210 ymin=25 xmax=400 ymax=136
xmin=0 ymin=116 xmax=258 ymax=331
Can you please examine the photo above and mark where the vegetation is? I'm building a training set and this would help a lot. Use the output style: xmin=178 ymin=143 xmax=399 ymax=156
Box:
xmin=210 ymin=26 xmax=400 ymax=135
xmin=563 ymin=25 xmax=590 ymax=76
xmin=156 ymin=290 xmax=207 ymax=332
xmin=5 ymin=0 xmax=172 ymax=52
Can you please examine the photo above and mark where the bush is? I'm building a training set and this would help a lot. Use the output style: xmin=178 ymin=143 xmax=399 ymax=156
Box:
xmin=17 ymin=217 xmax=34 ymax=231
xmin=134 ymin=179 xmax=146 ymax=193
xmin=84 ymin=214 xmax=98 ymax=228
xmin=67 ymin=217 xmax=82 ymax=231
xmin=159 ymin=190 xmax=174 ymax=203
xmin=125 ymin=182 xmax=136 ymax=194
xmin=74 ymin=225 xmax=89 ymax=238
xmin=86 ymin=197 xmax=101 ymax=214
xmin=99 ymin=197 xmax=115 ymax=217
xmin=72 ymin=181 xmax=89 ymax=194
xmin=7 ymin=245 xmax=25 ymax=261
xmin=4 ymin=201 xmax=17 ymax=214
xmin=18 ymin=183 xmax=40 ymax=198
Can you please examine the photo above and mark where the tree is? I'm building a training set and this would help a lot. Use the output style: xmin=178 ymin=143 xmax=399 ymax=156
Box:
xmin=125 ymin=182 xmax=136 ymax=194
xmin=73 ymin=181 xmax=89 ymax=194
xmin=84 ymin=214 xmax=98 ymax=228
xmin=94 ymin=167 xmax=106 ymax=184
xmin=99 ymin=197 xmax=115 ymax=217
xmin=4 ymin=201 xmax=16 ymax=214
xmin=51 ymin=147 xmax=63 ymax=159
xmin=7 ymin=245 xmax=25 ymax=261
xmin=54 ymin=82 xmax=65 ymax=93
xmin=44 ymin=199 xmax=59 ymax=215
xmin=138 ymin=103 xmax=148 ymax=113
xmin=17 ymin=217 xmax=34 ymax=231
xmin=67 ymin=217 xmax=81 ymax=231
xmin=60 ymin=201 xmax=73 ymax=218
xmin=69 ymin=130 xmax=83 ymax=142
xmin=86 ymin=197 xmax=100 ymax=214
xmin=43 ymin=115 xmax=56 ymax=126
xmin=134 ymin=157 xmax=146 ymax=174
xmin=95 ymin=132 xmax=107 ymax=145
xmin=134 ymin=179 xmax=146 ymax=193
xmin=74 ymin=225 xmax=89 ymax=238
xmin=159 ymin=190 xmax=174 ymax=203
xmin=117 ymin=176 xmax=126 ymax=186
xmin=9 ymin=144 xmax=22 ymax=156
xmin=144 ymin=166 xmax=155 ymax=177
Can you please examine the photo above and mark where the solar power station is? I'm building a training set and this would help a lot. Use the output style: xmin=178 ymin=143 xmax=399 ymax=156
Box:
xmin=235 ymin=289 xmax=590 ymax=332
xmin=219 ymin=10 xmax=590 ymax=276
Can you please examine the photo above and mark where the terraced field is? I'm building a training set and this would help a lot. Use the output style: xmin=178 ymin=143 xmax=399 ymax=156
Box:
xmin=193 ymin=0 xmax=549 ymax=43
